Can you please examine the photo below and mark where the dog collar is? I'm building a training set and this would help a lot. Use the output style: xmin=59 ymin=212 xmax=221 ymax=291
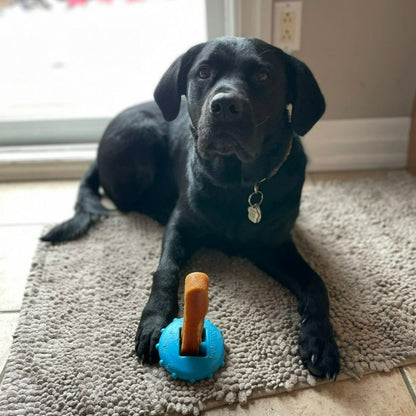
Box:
xmin=247 ymin=137 xmax=293 ymax=224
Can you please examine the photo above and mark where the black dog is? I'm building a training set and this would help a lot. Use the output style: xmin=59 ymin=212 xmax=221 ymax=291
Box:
xmin=42 ymin=37 xmax=340 ymax=380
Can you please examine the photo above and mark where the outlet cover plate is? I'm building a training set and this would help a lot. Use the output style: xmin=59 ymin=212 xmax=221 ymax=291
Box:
xmin=273 ymin=1 xmax=302 ymax=52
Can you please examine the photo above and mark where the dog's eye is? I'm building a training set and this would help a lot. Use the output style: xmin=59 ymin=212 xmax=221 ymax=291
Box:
xmin=253 ymin=71 xmax=270 ymax=82
xmin=198 ymin=67 xmax=211 ymax=79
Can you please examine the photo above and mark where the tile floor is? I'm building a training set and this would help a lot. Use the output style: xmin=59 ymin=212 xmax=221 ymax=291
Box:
xmin=0 ymin=173 xmax=415 ymax=415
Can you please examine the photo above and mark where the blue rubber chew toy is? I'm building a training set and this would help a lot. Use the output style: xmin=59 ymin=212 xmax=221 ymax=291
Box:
xmin=156 ymin=272 xmax=225 ymax=383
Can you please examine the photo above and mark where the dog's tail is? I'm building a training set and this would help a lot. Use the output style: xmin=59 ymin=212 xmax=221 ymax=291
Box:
xmin=41 ymin=161 xmax=110 ymax=242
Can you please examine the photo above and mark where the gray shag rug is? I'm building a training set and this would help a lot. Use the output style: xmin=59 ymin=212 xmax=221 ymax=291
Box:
xmin=1 ymin=172 xmax=416 ymax=415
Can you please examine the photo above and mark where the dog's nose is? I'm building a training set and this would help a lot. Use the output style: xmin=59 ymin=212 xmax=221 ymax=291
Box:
xmin=209 ymin=92 xmax=244 ymax=121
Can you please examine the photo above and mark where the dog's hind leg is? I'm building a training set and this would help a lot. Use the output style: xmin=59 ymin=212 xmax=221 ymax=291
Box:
xmin=41 ymin=160 xmax=110 ymax=242
xmin=96 ymin=113 xmax=178 ymax=225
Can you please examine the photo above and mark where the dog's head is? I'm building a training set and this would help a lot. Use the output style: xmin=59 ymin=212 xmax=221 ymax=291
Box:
xmin=154 ymin=37 xmax=325 ymax=163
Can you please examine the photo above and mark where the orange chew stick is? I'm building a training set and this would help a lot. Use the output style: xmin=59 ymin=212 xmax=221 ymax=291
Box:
xmin=180 ymin=272 xmax=210 ymax=356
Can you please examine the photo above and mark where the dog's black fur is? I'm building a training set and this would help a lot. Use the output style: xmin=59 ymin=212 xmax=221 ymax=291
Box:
xmin=42 ymin=37 xmax=340 ymax=379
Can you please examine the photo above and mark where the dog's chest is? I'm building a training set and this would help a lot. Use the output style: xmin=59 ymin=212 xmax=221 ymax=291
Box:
xmin=191 ymin=186 xmax=296 ymax=246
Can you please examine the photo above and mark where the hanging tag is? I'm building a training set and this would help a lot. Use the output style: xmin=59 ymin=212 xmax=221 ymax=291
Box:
xmin=247 ymin=187 xmax=264 ymax=224
xmin=248 ymin=204 xmax=262 ymax=223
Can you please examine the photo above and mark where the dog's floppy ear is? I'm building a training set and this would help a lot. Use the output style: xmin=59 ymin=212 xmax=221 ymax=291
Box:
xmin=285 ymin=54 xmax=325 ymax=136
xmin=154 ymin=43 xmax=205 ymax=121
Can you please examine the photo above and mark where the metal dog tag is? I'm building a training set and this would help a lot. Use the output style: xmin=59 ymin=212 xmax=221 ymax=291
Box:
xmin=247 ymin=186 xmax=264 ymax=224
xmin=248 ymin=204 xmax=262 ymax=223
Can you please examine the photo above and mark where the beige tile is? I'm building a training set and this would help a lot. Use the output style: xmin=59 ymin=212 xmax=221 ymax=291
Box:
xmin=0 ymin=225 xmax=42 ymax=310
xmin=401 ymin=363 xmax=416 ymax=399
xmin=0 ymin=181 xmax=78 ymax=225
xmin=205 ymin=369 xmax=415 ymax=416
xmin=0 ymin=313 xmax=20 ymax=374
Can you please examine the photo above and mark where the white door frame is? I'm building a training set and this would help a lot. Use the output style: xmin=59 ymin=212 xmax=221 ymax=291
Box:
xmin=206 ymin=0 xmax=273 ymax=42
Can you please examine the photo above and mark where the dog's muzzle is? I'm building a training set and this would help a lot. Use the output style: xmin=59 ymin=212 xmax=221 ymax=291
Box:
xmin=195 ymin=90 xmax=260 ymax=162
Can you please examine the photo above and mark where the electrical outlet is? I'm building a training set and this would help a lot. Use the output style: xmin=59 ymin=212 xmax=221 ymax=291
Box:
xmin=274 ymin=2 xmax=302 ymax=53
xmin=279 ymin=11 xmax=296 ymax=42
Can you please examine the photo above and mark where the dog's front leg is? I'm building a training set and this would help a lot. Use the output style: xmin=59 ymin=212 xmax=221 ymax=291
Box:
xmin=135 ymin=211 xmax=196 ymax=364
xmin=249 ymin=239 xmax=340 ymax=380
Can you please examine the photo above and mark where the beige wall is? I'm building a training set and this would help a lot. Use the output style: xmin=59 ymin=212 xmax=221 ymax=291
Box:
xmin=288 ymin=0 xmax=416 ymax=120
xmin=236 ymin=0 xmax=416 ymax=120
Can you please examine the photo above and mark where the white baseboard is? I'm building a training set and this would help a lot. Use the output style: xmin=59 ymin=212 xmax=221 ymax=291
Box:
xmin=303 ymin=117 xmax=411 ymax=172
xmin=0 ymin=117 xmax=411 ymax=181
xmin=0 ymin=144 xmax=97 ymax=181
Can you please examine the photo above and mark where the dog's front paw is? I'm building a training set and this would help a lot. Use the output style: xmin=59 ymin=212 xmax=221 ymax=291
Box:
xmin=135 ymin=313 xmax=171 ymax=365
xmin=298 ymin=317 xmax=340 ymax=380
